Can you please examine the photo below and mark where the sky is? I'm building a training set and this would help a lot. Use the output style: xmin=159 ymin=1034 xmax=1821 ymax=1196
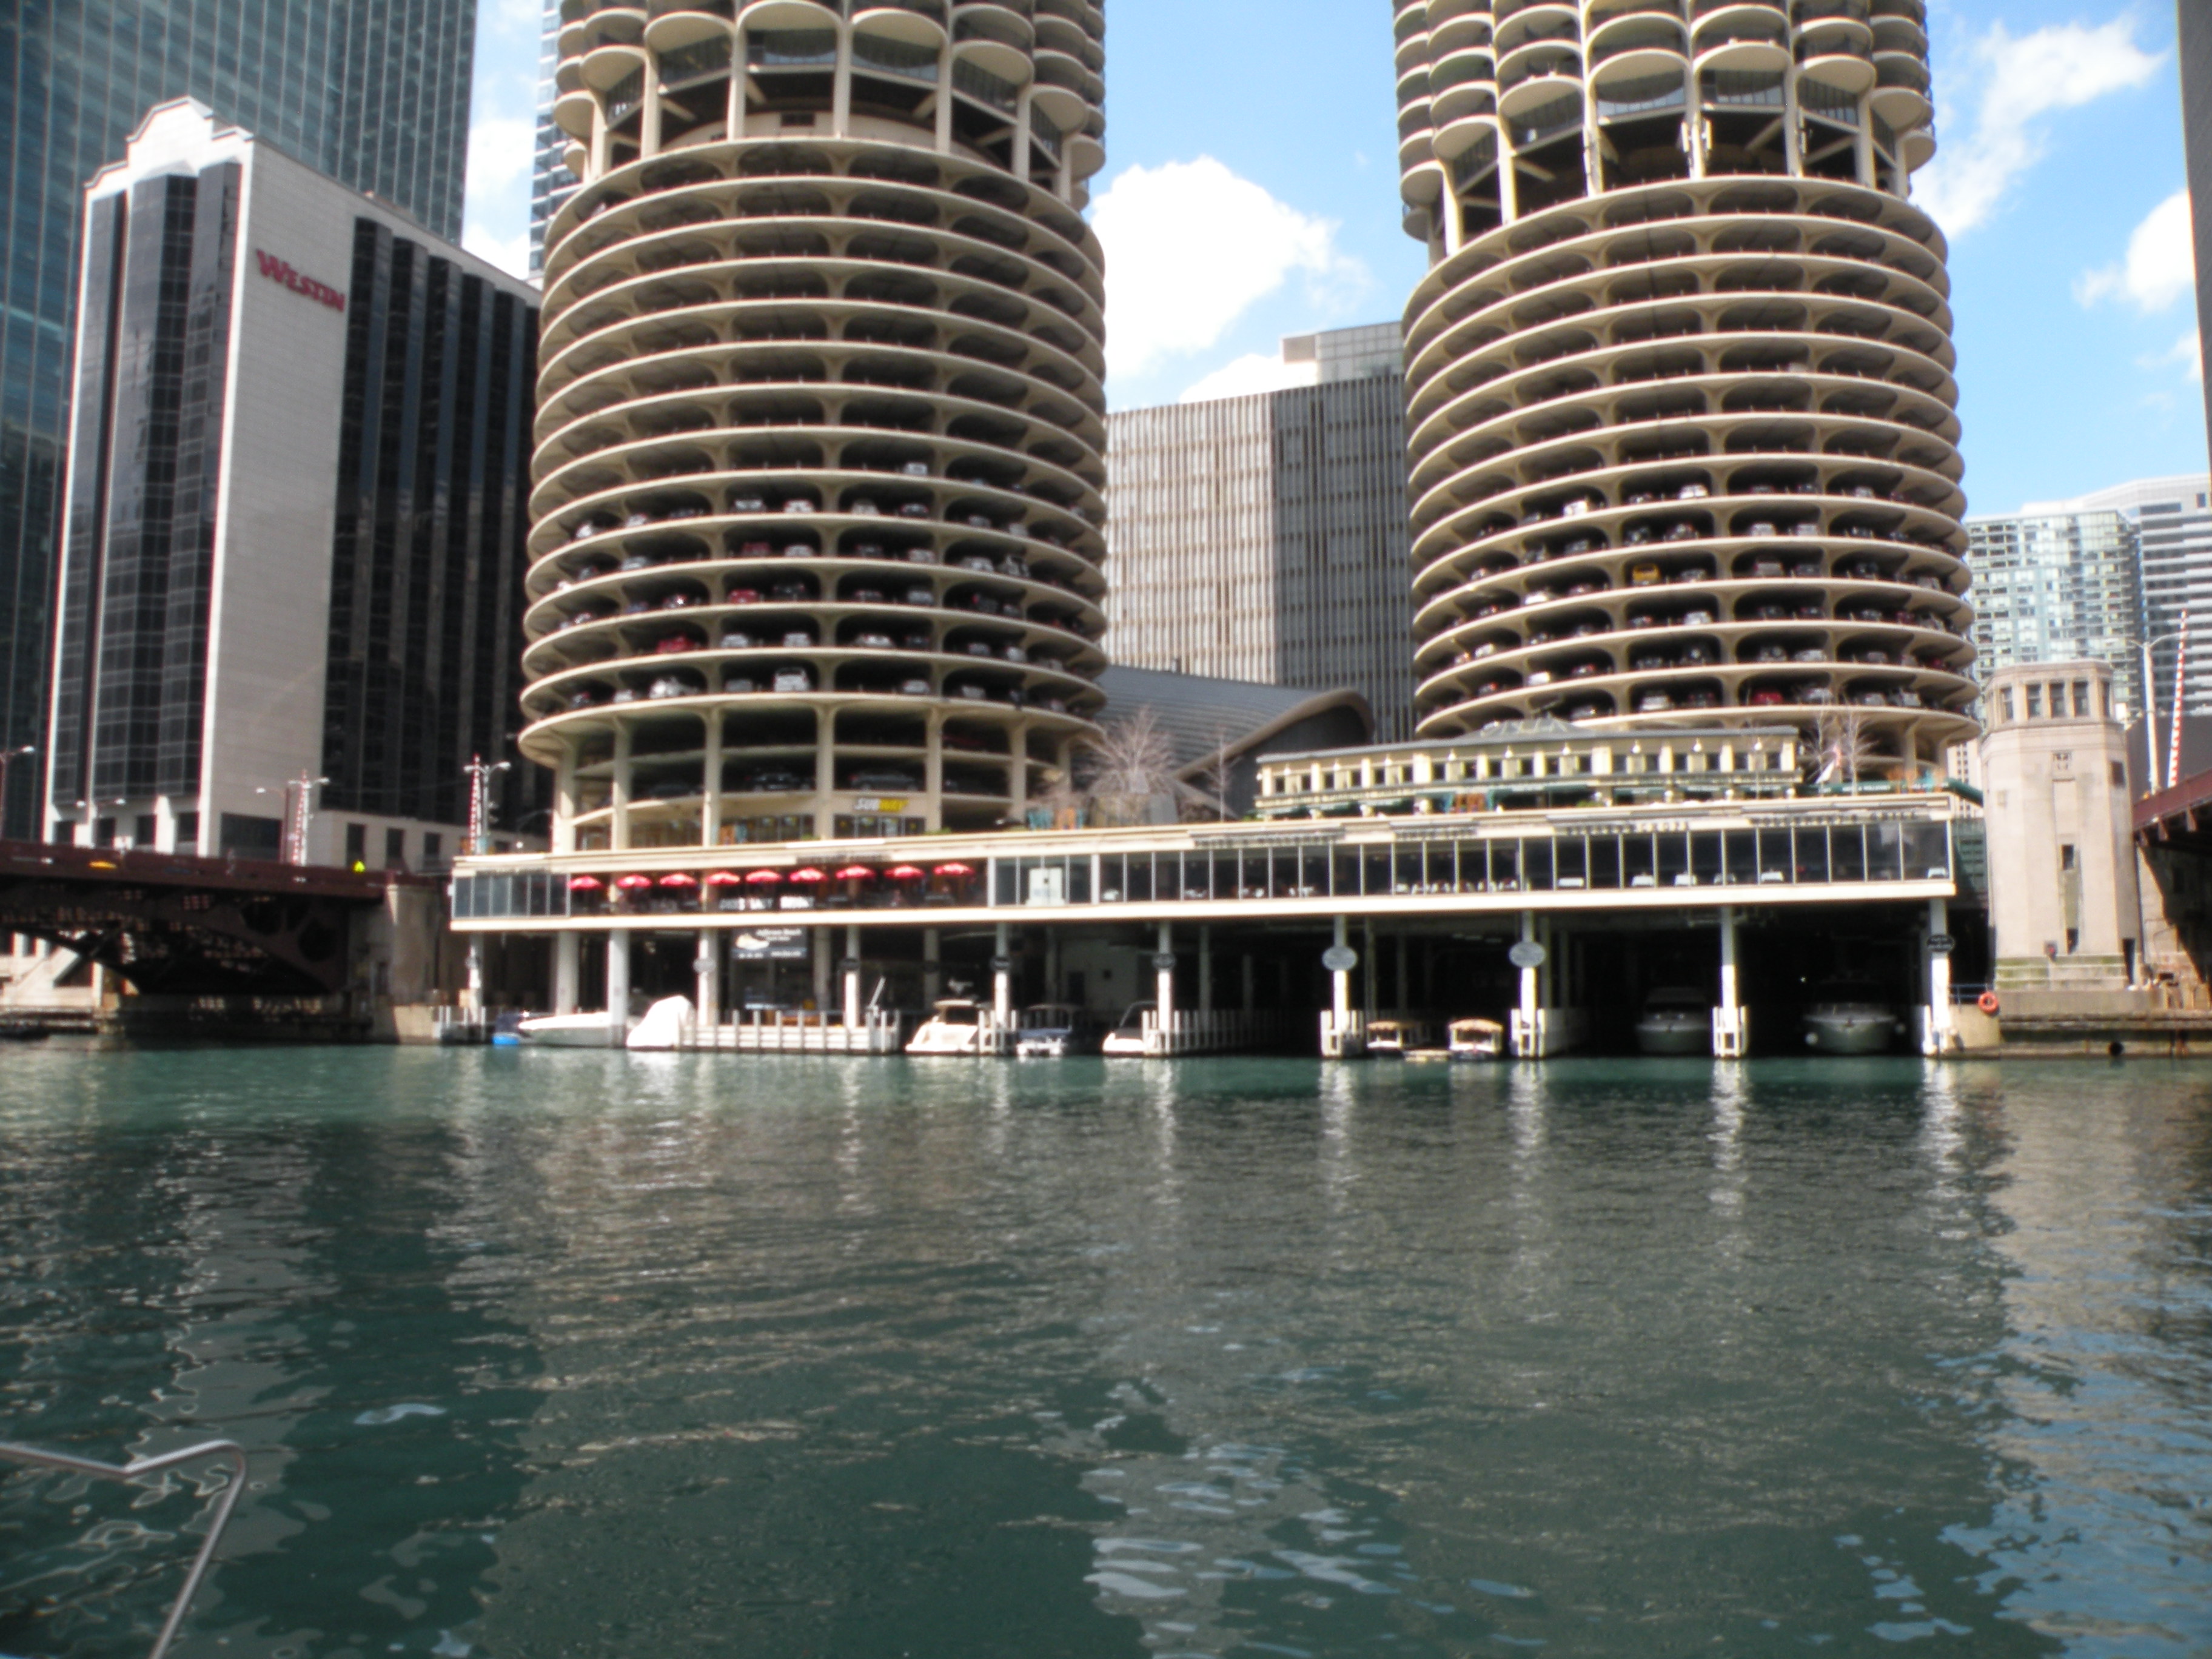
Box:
xmin=460 ymin=0 xmax=2209 ymax=520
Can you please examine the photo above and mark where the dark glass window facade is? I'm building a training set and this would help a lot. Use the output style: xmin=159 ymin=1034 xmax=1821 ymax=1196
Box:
xmin=49 ymin=164 xmax=239 ymax=812
xmin=324 ymin=218 xmax=543 ymax=834
xmin=0 ymin=0 xmax=477 ymax=834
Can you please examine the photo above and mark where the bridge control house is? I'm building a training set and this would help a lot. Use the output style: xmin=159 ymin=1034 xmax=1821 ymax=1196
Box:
xmin=42 ymin=100 xmax=541 ymax=871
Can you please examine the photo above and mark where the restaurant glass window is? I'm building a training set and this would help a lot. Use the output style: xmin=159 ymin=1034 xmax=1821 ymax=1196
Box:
xmin=1554 ymin=837 xmax=1589 ymax=889
xmin=1757 ymin=826 xmax=1793 ymax=882
xmin=1866 ymin=821 xmax=1903 ymax=881
xmin=1490 ymin=840 xmax=1520 ymax=891
xmin=1393 ymin=843 xmax=1425 ymax=892
xmin=1126 ymin=852 xmax=1154 ymax=902
xmin=1903 ymin=820 xmax=1948 ymax=880
xmin=1794 ymin=825 xmax=1831 ymax=882
xmin=1623 ymin=833 xmax=1657 ymax=886
xmin=1067 ymin=857 xmax=1091 ymax=903
xmin=1689 ymin=831 xmax=1723 ymax=886
xmin=1099 ymin=852 xmax=1126 ymax=902
xmin=1300 ymin=847 xmax=1331 ymax=897
xmin=1724 ymin=829 xmax=1757 ymax=885
xmin=1831 ymin=823 xmax=1868 ymax=881
xmin=1523 ymin=837 xmax=1555 ymax=890
xmin=1588 ymin=833 xmax=1621 ymax=889
xmin=1656 ymin=832 xmax=1690 ymax=886
xmin=993 ymin=859 xmax=1017 ymax=905
xmin=1362 ymin=846 xmax=1393 ymax=896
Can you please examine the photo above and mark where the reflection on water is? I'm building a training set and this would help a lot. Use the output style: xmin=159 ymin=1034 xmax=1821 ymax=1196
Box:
xmin=2 ymin=1050 xmax=2211 ymax=1656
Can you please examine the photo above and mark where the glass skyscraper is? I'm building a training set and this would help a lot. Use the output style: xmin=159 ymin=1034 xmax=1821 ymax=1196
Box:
xmin=526 ymin=0 xmax=574 ymax=278
xmin=0 ymin=0 xmax=478 ymax=835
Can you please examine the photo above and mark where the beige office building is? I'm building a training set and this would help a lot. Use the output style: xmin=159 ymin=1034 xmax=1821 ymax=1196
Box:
xmin=1391 ymin=0 xmax=1976 ymax=772
xmin=1105 ymin=327 xmax=1419 ymax=742
xmin=529 ymin=1 xmax=1109 ymax=852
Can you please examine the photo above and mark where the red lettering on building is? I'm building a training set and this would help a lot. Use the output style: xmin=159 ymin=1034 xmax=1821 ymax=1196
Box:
xmin=253 ymin=249 xmax=346 ymax=313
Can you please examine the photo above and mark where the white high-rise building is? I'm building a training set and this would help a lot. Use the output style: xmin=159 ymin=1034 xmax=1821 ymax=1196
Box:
xmin=2025 ymin=475 xmax=2212 ymax=719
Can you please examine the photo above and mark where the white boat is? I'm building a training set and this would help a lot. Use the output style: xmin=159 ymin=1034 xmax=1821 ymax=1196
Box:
xmin=1013 ymin=1003 xmax=1091 ymax=1058
xmin=1803 ymin=985 xmax=1903 ymax=1054
xmin=625 ymin=995 xmax=694 ymax=1050
xmin=516 ymin=1011 xmax=625 ymax=1048
xmin=1447 ymin=1017 xmax=1504 ymax=1061
xmin=1635 ymin=988 xmax=1711 ymax=1056
xmin=1099 ymin=1000 xmax=1155 ymax=1057
xmin=906 ymin=997 xmax=990 ymax=1056
xmin=1367 ymin=1018 xmax=1411 ymax=1058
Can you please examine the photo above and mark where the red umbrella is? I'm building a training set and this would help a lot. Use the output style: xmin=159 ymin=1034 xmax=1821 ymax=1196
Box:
xmin=567 ymin=875 xmax=604 ymax=892
xmin=933 ymin=862 xmax=975 ymax=878
xmin=886 ymin=865 xmax=925 ymax=880
xmin=703 ymin=871 xmax=745 ymax=887
xmin=787 ymin=867 xmax=828 ymax=885
xmin=743 ymin=869 xmax=785 ymax=886
xmin=659 ymin=871 xmax=698 ymax=888
xmin=833 ymin=865 xmax=875 ymax=880
xmin=613 ymin=873 xmax=654 ymax=891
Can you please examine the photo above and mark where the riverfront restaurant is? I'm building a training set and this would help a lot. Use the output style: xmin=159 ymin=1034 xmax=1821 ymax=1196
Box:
xmin=449 ymin=720 xmax=1987 ymax=1059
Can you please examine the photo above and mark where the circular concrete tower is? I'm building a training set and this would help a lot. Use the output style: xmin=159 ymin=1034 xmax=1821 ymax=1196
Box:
xmin=1394 ymin=0 xmax=1975 ymax=771
xmin=526 ymin=0 xmax=1109 ymax=853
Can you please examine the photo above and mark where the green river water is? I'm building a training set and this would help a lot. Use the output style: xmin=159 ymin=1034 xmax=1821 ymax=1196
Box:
xmin=2 ymin=1048 xmax=2210 ymax=1657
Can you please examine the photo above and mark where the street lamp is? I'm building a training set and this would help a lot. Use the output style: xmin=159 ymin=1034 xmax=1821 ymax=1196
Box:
xmin=255 ymin=773 xmax=329 ymax=865
xmin=2123 ymin=630 xmax=2190 ymax=793
xmin=463 ymin=754 xmax=511 ymax=856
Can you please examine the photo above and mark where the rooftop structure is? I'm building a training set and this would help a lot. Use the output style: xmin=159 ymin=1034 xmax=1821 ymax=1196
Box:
xmin=0 ymin=0 xmax=480 ymax=836
xmin=528 ymin=0 xmax=1110 ymax=856
xmin=44 ymin=101 xmax=540 ymax=868
xmin=1391 ymin=0 xmax=1975 ymax=770
xmin=1105 ymin=327 xmax=1419 ymax=739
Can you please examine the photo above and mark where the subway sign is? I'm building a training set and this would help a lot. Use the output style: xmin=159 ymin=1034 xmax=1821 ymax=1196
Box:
xmin=255 ymin=250 xmax=346 ymax=312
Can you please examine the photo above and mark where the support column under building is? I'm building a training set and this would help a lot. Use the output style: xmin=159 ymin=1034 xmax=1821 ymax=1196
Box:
xmin=554 ymin=931 xmax=580 ymax=1016
xmin=844 ymin=923 xmax=863 ymax=1029
xmin=993 ymin=920 xmax=1012 ymax=1028
xmin=605 ymin=930 xmax=631 ymax=1037
xmin=696 ymin=930 xmax=720 ymax=1031
xmin=1155 ymin=921 xmax=1175 ymax=1027
xmin=1923 ymin=896 xmax=1956 ymax=1055
xmin=1714 ymin=905 xmax=1747 ymax=1058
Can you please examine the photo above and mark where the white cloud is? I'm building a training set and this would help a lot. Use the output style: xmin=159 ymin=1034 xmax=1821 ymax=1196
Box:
xmin=2078 ymin=189 xmax=2195 ymax=312
xmin=2142 ymin=327 xmax=2206 ymax=383
xmin=463 ymin=221 xmax=534 ymax=281
xmin=1178 ymin=351 xmax=1318 ymax=404
xmin=1914 ymin=18 xmax=2162 ymax=236
xmin=1091 ymin=157 xmax=1366 ymax=382
xmin=467 ymin=113 xmax=537 ymax=199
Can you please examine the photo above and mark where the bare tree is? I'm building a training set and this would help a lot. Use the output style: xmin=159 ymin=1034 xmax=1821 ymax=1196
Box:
xmin=1809 ymin=705 xmax=1879 ymax=788
xmin=1188 ymin=724 xmax=1238 ymax=822
xmin=1080 ymin=706 xmax=1181 ymax=826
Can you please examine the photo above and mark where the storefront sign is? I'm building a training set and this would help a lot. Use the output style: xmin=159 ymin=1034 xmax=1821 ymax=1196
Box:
xmin=732 ymin=926 xmax=808 ymax=962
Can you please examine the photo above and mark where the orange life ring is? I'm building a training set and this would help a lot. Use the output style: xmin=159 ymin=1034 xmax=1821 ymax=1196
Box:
xmin=1976 ymin=991 xmax=2000 ymax=1016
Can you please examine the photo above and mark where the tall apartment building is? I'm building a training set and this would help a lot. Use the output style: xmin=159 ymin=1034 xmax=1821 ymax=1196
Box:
xmin=45 ymin=101 xmax=538 ymax=868
xmin=528 ymin=0 xmax=1109 ymax=853
xmin=0 ymin=0 xmax=479 ymax=839
xmin=527 ymin=0 xmax=577 ymax=277
xmin=1105 ymin=327 xmax=1418 ymax=742
xmin=1963 ymin=508 xmax=2142 ymax=712
xmin=1966 ymin=475 xmax=2212 ymax=721
xmin=1389 ymin=0 xmax=1976 ymax=774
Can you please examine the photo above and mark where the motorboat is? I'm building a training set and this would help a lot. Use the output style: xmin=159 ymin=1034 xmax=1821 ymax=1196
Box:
xmin=516 ymin=1010 xmax=625 ymax=1047
xmin=1635 ymin=988 xmax=1711 ymax=1055
xmin=1447 ymin=1017 xmax=1504 ymax=1061
xmin=1366 ymin=1019 xmax=1423 ymax=1058
xmin=1013 ymin=1003 xmax=1091 ymax=1058
xmin=1099 ymin=1000 xmax=1155 ymax=1057
xmin=907 ymin=997 xmax=990 ymax=1056
xmin=1803 ymin=984 xmax=1904 ymax=1054
xmin=626 ymin=995 xmax=694 ymax=1051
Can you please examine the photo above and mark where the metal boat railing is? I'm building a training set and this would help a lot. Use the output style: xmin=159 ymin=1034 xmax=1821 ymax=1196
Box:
xmin=0 ymin=1438 xmax=247 ymax=1658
